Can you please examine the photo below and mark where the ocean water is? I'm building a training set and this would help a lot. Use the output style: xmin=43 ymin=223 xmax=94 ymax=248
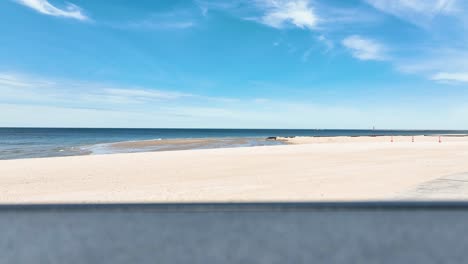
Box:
xmin=1 ymin=128 xmax=467 ymax=160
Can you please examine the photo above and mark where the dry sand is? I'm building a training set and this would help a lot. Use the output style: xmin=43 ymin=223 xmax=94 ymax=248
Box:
xmin=2 ymin=135 xmax=468 ymax=203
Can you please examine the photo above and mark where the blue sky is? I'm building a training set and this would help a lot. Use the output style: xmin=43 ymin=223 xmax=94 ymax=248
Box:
xmin=1 ymin=0 xmax=468 ymax=129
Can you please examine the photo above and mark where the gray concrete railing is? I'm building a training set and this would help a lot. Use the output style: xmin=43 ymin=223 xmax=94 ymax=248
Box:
xmin=2 ymin=202 xmax=468 ymax=263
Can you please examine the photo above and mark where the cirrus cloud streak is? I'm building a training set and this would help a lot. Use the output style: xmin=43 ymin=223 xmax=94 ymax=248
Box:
xmin=14 ymin=0 xmax=89 ymax=21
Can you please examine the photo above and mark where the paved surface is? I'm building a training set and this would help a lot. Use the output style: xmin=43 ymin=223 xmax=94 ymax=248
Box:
xmin=400 ymin=173 xmax=468 ymax=199
xmin=2 ymin=202 xmax=468 ymax=263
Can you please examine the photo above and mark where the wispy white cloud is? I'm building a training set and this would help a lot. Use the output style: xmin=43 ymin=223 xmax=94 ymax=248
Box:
xmin=0 ymin=72 xmax=55 ymax=88
xmin=317 ymin=34 xmax=334 ymax=52
xmin=256 ymin=0 xmax=319 ymax=29
xmin=197 ymin=0 xmax=378 ymax=31
xmin=14 ymin=0 xmax=89 ymax=21
xmin=195 ymin=0 xmax=241 ymax=13
xmin=116 ymin=19 xmax=195 ymax=30
xmin=0 ymin=72 xmax=367 ymax=128
xmin=301 ymin=34 xmax=333 ymax=62
xmin=342 ymin=35 xmax=387 ymax=61
xmin=394 ymin=48 xmax=468 ymax=83
xmin=364 ymin=0 xmax=459 ymax=26
xmin=112 ymin=9 xmax=197 ymax=30
xmin=318 ymin=4 xmax=381 ymax=26
xmin=431 ymin=72 xmax=468 ymax=82
xmin=104 ymin=88 xmax=190 ymax=101
xmin=359 ymin=1 xmax=468 ymax=82
xmin=0 ymin=73 xmax=39 ymax=88
xmin=0 ymin=72 xmax=191 ymax=107
xmin=301 ymin=47 xmax=313 ymax=62
xmin=2 ymin=72 xmax=468 ymax=129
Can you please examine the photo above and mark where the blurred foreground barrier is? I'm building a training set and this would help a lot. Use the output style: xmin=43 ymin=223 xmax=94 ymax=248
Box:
xmin=2 ymin=202 xmax=468 ymax=263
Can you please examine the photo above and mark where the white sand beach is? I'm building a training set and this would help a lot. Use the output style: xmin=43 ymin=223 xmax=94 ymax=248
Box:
xmin=2 ymin=135 xmax=468 ymax=203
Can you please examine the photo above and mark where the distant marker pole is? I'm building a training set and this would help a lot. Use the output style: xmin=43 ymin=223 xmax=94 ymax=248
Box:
xmin=412 ymin=136 xmax=414 ymax=142
xmin=391 ymin=136 xmax=393 ymax=143
xmin=439 ymin=136 xmax=442 ymax=143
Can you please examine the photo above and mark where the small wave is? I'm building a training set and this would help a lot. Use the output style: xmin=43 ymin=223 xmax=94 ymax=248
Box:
xmin=79 ymin=138 xmax=164 ymax=155
xmin=80 ymin=143 xmax=115 ymax=155
xmin=123 ymin=138 xmax=162 ymax=143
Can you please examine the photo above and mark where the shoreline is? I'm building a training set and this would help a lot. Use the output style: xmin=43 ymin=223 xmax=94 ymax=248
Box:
xmin=4 ymin=134 xmax=468 ymax=161
xmin=3 ymin=127 xmax=468 ymax=160
xmin=78 ymin=136 xmax=287 ymax=157
xmin=2 ymin=135 xmax=468 ymax=203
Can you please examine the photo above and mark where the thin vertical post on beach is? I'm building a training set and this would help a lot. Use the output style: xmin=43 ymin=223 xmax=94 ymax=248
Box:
xmin=439 ymin=136 xmax=442 ymax=143
xmin=391 ymin=136 xmax=394 ymax=143
xmin=412 ymin=136 xmax=414 ymax=142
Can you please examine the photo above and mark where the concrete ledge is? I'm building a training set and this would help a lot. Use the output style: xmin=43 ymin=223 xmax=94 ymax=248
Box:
xmin=2 ymin=202 xmax=468 ymax=263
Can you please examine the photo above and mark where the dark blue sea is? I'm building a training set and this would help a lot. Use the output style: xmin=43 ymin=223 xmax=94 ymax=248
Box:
xmin=1 ymin=128 xmax=467 ymax=160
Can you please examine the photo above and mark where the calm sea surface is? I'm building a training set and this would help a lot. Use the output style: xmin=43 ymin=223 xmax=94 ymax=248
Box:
xmin=1 ymin=128 xmax=467 ymax=160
